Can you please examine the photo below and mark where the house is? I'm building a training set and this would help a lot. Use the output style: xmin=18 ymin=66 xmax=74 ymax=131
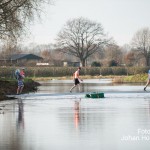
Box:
xmin=63 ymin=61 xmax=81 ymax=67
xmin=0 ymin=54 xmax=43 ymax=66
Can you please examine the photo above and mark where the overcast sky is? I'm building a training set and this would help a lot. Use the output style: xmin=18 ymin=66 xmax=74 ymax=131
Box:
xmin=26 ymin=0 xmax=150 ymax=46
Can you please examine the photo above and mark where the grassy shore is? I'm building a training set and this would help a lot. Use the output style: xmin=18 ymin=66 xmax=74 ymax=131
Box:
xmin=0 ymin=78 xmax=40 ymax=101
xmin=112 ymin=74 xmax=147 ymax=83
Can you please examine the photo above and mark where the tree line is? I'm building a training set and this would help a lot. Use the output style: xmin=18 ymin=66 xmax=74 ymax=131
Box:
xmin=0 ymin=1 xmax=150 ymax=67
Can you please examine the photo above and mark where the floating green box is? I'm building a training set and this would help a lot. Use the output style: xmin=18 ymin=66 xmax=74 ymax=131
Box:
xmin=85 ymin=93 xmax=104 ymax=98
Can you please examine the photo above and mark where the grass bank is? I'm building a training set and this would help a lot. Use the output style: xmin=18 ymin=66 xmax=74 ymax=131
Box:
xmin=112 ymin=74 xmax=147 ymax=83
xmin=0 ymin=78 xmax=40 ymax=101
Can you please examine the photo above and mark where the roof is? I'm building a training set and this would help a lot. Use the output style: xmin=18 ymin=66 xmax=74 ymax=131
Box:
xmin=8 ymin=54 xmax=43 ymax=60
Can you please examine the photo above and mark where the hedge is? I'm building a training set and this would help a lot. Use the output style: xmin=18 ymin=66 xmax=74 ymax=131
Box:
xmin=0 ymin=66 xmax=149 ymax=78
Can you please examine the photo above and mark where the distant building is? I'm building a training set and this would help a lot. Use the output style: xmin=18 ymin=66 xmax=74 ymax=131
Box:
xmin=36 ymin=63 xmax=50 ymax=66
xmin=0 ymin=54 xmax=43 ymax=66
xmin=63 ymin=61 xmax=81 ymax=67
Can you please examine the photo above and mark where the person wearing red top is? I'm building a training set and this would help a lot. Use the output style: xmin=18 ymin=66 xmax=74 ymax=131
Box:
xmin=17 ymin=68 xmax=25 ymax=95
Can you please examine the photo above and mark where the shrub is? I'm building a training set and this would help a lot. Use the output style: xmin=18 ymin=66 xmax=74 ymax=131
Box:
xmin=108 ymin=60 xmax=118 ymax=67
xmin=91 ymin=61 xmax=102 ymax=67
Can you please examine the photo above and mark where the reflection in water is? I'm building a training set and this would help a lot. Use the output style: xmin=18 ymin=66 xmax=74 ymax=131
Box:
xmin=17 ymin=98 xmax=24 ymax=129
xmin=0 ymin=105 xmax=5 ymax=114
xmin=74 ymin=99 xmax=81 ymax=129
xmin=0 ymin=99 xmax=26 ymax=150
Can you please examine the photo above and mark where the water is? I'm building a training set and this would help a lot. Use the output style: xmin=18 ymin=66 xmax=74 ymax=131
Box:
xmin=0 ymin=79 xmax=150 ymax=150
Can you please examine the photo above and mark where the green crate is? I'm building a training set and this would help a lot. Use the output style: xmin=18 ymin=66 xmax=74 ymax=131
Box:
xmin=97 ymin=93 xmax=104 ymax=98
xmin=85 ymin=92 xmax=104 ymax=98
xmin=90 ymin=93 xmax=98 ymax=98
xmin=85 ymin=94 xmax=91 ymax=98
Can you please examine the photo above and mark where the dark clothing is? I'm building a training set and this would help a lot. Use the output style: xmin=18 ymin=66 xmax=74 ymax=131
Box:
xmin=74 ymin=78 xmax=80 ymax=85
xmin=18 ymin=80 xmax=24 ymax=87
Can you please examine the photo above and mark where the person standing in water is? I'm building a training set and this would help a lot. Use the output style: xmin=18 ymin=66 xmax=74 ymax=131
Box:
xmin=70 ymin=67 xmax=83 ymax=92
xmin=17 ymin=68 xmax=25 ymax=95
xmin=144 ymin=69 xmax=150 ymax=91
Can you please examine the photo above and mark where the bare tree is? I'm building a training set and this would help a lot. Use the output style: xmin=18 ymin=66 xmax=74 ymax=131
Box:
xmin=40 ymin=49 xmax=52 ymax=62
xmin=124 ymin=51 xmax=136 ymax=66
xmin=56 ymin=17 xmax=110 ymax=67
xmin=0 ymin=0 xmax=51 ymax=40
xmin=132 ymin=27 xmax=150 ymax=66
xmin=124 ymin=49 xmax=145 ymax=67
xmin=104 ymin=44 xmax=123 ymax=64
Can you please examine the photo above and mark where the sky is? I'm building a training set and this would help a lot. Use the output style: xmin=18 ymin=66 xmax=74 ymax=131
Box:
xmin=26 ymin=0 xmax=150 ymax=46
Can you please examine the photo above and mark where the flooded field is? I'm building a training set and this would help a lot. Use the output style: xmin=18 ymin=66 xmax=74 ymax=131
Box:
xmin=0 ymin=79 xmax=150 ymax=150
